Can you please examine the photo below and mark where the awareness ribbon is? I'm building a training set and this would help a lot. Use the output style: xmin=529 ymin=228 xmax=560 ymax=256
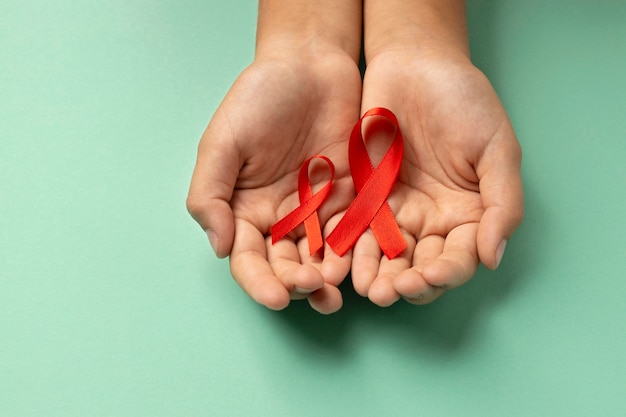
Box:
xmin=327 ymin=107 xmax=407 ymax=259
xmin=270 ymin=155 xmax=335 ymax=255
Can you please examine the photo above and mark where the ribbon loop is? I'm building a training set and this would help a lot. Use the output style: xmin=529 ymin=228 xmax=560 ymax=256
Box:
xmin=327 ymin=107 xmax=407 ymax=259
xmin=271 ymin=155 xmax=335 ymax=255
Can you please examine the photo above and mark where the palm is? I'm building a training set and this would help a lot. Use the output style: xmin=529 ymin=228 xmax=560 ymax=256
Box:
xmin=188 ymin=51 xmax=362 ymax=313
xmin=355 ymin=52 xmax=523 ymax=305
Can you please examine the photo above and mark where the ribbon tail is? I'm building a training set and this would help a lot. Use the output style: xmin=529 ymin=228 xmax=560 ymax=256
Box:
xmin=304 ymin=213 xmax=323 ymax=255
xmin=370 ymin=203 xmax=407 ymax=259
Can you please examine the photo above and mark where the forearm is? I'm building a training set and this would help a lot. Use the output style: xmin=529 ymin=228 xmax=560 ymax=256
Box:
xmin=256 ymin=0 xmax=362 ymax=62
xmin=363 ymin=0 xmax=469 ymax=60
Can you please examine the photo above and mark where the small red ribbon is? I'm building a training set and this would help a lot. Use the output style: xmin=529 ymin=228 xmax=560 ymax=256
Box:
xmin=327 ymin=107 xmax=407 ymax=259
xmin=271 ymin=155 xmax=335 ymax=255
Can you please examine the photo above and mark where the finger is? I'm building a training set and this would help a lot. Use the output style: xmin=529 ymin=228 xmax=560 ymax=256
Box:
xmin=395 ymin=235 xmax=446 ymax=304
xmin=396 ymin=270 xmax=446 ymax=305
xmin=187 ymin=116 xmax=241 ymax=258
xmin=476 ymin=127 xmax=524 ymax=269
xmin=295 ymin=231 xmax=348 ymax=288
xmin=296 ymin=236 xmax=322 ymax=269
xmin=319 ymin=242 xmax=352 ymax=287
xmin=413 ymin=234 xmax=446 ymax=269
xmin=350 ymin=230 xmax=382 ymax=297
xmin=307 ymin=283 xmax=344 ymax=315
xmin=230 ymin=219 xmax=291 ymax=310
xmin=269 ymin=237 xmax=325 ymax=297
xmin=421 ymin=223 xmax=480 ymax=289
xmin=367 ymin=232 xmax=415 ymax=307
xmin=394 ymin=234 xmax=446 ymax=304
xmin=319 ymin=213 xmax=352 ymax=287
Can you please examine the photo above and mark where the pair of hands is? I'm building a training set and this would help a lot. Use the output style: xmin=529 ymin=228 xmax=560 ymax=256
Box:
xmin=187 ymin=43 xmax=523 ymax=314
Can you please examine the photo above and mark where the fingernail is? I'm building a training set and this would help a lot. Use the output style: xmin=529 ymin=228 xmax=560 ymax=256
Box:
xmin=495 ymin=239 xmax=507 ymax=268
xmin=205 ymin=229 xmax=219 ymax=255
xmin=294 ymin=286 xmax=314 ymax=295
xmin=405 ymin=294 xmax=424 ymax=303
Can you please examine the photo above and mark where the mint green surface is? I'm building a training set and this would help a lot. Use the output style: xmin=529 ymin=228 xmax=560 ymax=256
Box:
xmin=2 ymin=1 xmax=625 ymax=416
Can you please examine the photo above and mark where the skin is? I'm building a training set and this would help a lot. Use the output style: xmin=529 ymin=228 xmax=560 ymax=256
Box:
xmin=353 ymin=0 xmax=524 ymax=306
xmin=186 ymin=0 xmax=362 ymax=314
xmin=187 ymin=0 xmax=524 ymax=312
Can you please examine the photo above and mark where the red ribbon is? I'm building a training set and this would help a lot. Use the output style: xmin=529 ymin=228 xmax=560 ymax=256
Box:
xmin=327 ymin=107 xmax=407 ymax=259
xmin=270 ymin=155 xmax=335 ymax=255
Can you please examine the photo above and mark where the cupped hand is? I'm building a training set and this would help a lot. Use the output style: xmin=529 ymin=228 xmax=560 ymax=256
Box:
xmin=187 ymin=48 xmax=361 ymax=313
xmin=354 ymin=51 xmax=524 ymax=306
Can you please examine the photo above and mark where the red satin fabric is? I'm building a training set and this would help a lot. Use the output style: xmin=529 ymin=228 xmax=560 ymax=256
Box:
xmin=327 ymin=107 xmax=407 ymax=259
xmin=270 ymin=155 xmax=335 ymax=255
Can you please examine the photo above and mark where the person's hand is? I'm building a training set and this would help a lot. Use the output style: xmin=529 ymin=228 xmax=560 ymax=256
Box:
xmin=187 ymin=44 xmax=361 ymax=313
xmin=353 ymin=49 xmax=524 ymax=306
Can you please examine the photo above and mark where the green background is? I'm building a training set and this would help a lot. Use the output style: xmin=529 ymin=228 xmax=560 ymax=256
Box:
xmin=2 ymin=1 xmax=625 ymax=416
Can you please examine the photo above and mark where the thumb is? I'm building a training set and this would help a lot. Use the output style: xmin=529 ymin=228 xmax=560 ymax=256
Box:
xmin=186 ymin=121 xmax=240 ymax=258
xmin=476 ymin=130 xmax=524 ymax=269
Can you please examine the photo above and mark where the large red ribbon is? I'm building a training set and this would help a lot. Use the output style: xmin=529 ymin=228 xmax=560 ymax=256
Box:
xmin=270 ymin=155 xmax=335 ymax=255
xmin=327 ymin=107 xmax=407 ymax=259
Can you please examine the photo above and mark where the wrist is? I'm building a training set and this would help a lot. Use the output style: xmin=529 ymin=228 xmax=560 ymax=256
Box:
xmin=364 ymin=0 xmax=470 ymax=63
xmin=255 ymin=0 xmax=362 ymax=63
xmin=255 ymin=36 xmax=359 ymax=67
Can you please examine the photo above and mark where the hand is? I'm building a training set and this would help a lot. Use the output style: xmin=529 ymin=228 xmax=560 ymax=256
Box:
xmin=187 ymin=46 xmax=361 ymax=313
xmin=353 ymin=50 xmax=524 ymax=306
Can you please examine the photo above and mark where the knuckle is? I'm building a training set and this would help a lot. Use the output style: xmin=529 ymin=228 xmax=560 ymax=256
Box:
xmin=185 ymin=194 xmax=206 ymax=218
xmin=511 ymin=205 xmax=525 ymax=227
